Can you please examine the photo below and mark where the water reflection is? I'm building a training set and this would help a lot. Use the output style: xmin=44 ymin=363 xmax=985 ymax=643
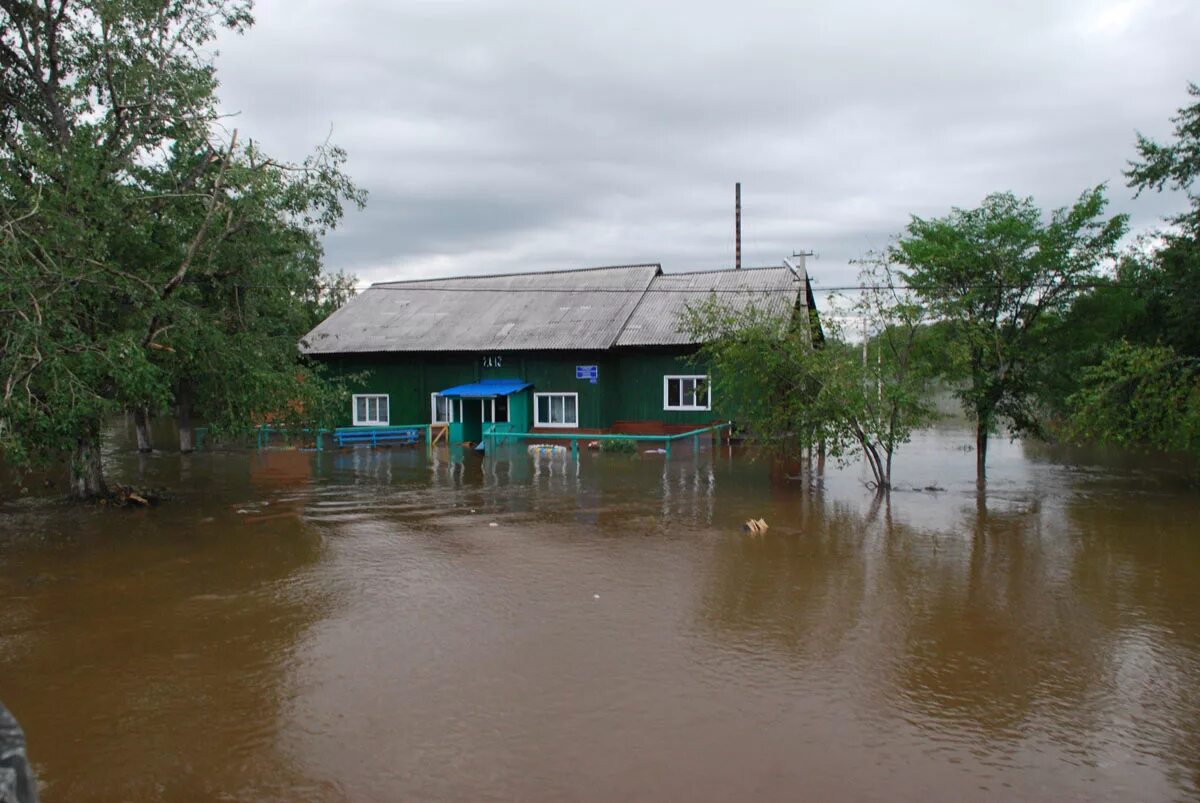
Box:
xmin=0 ymin=461 xmax=337 ymax=801
xmin=698 ymin=475 xmax=1200 ymax=800
xmin=1 ymin=428 xmax=1198 ymax=801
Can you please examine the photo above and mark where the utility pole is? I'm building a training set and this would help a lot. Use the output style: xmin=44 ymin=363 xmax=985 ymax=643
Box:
xmin=735 ymin=182 xmax=741 ymax=269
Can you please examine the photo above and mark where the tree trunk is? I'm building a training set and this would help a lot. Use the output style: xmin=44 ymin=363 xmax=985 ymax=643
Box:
xmin=856 ymin=429 xmax=887 ymax=490
xmin=975 ymin=420 xmax=988 ymax=482
xmin=177 ymin=384 xmax=194 ymax=453
xmin=71 ymin=424 xmax=108 ymax=500
xmin=133 ymin=408 xmax=153 ymax=453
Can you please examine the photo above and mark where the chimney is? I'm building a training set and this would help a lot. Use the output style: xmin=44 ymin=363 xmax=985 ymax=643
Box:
xmin=735 ymin=182 xmax=742 ymax=269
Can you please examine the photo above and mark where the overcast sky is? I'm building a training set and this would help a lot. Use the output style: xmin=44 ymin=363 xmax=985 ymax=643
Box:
xmin=212 ymin=0 xmax=1199 ymax=291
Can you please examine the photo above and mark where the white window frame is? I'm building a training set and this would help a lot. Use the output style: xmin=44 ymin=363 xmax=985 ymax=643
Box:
xmin=663 ymin=375 xmax=711 ymax=411
xmin=430 ymin=392 xmax=455 ymax=424
xmin=533 ymin=392 xmax=579 ymax=428
xmin=483 ymin=396 xmax=510 ymax=424
xmin=352 ymin=393 xmax=390 ymax=426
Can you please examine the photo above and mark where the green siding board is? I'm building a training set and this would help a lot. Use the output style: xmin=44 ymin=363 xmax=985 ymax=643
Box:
xmin=614 ymin=350 xmax=720 ymax=425
xmin=320 ymin=349 xmax=726 ymax=430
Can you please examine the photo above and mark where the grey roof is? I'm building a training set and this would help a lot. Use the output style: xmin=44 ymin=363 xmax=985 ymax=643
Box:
xmin=299 ymin=263 xmax=807 ymax=354
xmin=300 ymin=264 xmax=659 ymax=353
xmin=615 ymin=266 xmax=804 ymax=347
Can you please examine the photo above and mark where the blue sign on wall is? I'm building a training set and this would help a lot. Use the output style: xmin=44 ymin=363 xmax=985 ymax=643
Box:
xmin=576 ymin=365 xmax=598 ymax=381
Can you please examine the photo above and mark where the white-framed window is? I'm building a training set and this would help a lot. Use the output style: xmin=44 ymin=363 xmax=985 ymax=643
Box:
xmin=431 ymin=393 xmax=455 ymax=424
xmin=353 ymin=394 xmax=390 ymax=426
xmin=534 ymin=392 xmax=578 ymax=428
xmin=483 ymin=395 xmax=510 ymax=424
xmin=664 ymin=375 xmax=710 ymax=411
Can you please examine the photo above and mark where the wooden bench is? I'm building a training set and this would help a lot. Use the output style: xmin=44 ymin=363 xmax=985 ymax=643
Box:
xmin=333 ymin=427 xmax=421 ymax=448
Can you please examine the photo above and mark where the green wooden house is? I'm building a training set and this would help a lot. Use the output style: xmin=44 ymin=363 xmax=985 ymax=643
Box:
xmin=299 ymin=262 xmax=816 ymax=443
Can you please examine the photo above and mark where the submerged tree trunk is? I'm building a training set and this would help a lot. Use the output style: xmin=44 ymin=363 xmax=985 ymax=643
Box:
xmin=71 ymin=423 xmax=108 ymax=500
xmin=975 ymin=419 xmax=989 ymax=482
xmin=133 ymin=408 xmax=153 ymax=453
xmin=177 ymin=384 xmax=194 ymax=453
xmin=854 ymin=425 xmax=889 ymax=490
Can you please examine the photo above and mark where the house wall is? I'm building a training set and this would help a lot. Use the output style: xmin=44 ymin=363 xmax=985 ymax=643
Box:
xmin=322 ymin=349 xmax=727 ymax=431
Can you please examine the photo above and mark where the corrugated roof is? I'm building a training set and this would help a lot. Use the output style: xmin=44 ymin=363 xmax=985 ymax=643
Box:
xmin=438 ymin=379 xmax=532 ymax=398
xmin=298 ymin=263 xmax=807 ymax=354
xmin=299 ymin=264 xmax=660 ymax=354
xmin=614 ymin=266 xmax=804 ymax=347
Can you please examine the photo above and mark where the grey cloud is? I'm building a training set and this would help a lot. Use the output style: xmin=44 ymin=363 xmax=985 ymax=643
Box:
xmin=213 ymin=0 xmax=1200 ymax=287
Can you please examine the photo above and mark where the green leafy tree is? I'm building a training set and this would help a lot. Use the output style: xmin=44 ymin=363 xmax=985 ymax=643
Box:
xmin=1062 ymin=84 xmax=1200 ymax=463
xmin=892 ymin=188 xmax=1127 ymax=481
xmin=132 ymin=137 xmax=363 ymax=453
xmin=1026 ymin=253 xmax=1147 ymax=420
xmin=0 ymin=0 xmax=363 ymax=498
xmin=1123 ymin=82 xmax=1200 ymax=357
xmin=685 ymin=257 xmax=935 ymax=491
xmin=1068 ymin=341 xmax=1199 ymax=457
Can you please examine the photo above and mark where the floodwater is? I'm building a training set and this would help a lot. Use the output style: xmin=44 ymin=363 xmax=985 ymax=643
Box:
xmin=1 ymin=423 xmax=1199 ymax=802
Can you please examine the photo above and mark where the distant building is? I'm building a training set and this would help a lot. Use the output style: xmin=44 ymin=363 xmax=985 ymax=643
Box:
xmin=299 ymin=262 xmax=817 ymax=442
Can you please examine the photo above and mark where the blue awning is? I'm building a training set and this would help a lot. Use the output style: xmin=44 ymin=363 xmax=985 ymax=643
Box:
xmin=437 ymin=379 xmax=531 ymax=398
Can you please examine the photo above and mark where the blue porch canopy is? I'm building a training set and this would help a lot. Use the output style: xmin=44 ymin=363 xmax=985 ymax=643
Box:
xmin=437 ymin=379 xmax=531 ymax=399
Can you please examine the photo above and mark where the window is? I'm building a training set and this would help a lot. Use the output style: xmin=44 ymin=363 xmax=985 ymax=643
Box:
xmin=663 ymin=375 xmax=710 ymax=411
xmin=483 ymin=395 xmax=509 ymax=424
xmin=534 ymin=392 xmax=578 ymax=428
xmin=353 ymin=394 xmax=389 ymax=426
xmin=431 ymin=393 xmax=454 ymax=424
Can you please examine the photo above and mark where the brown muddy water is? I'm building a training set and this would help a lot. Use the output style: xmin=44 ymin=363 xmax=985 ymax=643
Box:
xmin=1 ymin=424 xmax=1199 ymax=802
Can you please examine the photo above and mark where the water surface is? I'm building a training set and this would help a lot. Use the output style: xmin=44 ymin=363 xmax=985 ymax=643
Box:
xmin=1 ymin=426 xmax=1198 ymax=801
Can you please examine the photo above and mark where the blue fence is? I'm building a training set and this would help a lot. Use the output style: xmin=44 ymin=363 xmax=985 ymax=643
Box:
xmin=241 ymin=424 xmax=433 ymax=453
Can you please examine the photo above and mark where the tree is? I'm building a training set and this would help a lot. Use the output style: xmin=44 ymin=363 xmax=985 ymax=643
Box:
xmin=1123 ymin=82 xmax=1200 ymax=358
xmin=837 ymin=254 xmax=939 ymax=488
xmin=892 ymin=188 xmax=1127 ymax=481
xmin=684 ymin=257 xmax=935 ymax=491
xmin=1061 ymin=84 xmax=1200 ymax=464
xmin=1067 ymin=341 xmax=1199 ymax=458
xmin=0 ymin=0 xmax=363 ymax=498
xmin=1127 ymin=82 xmax=1200 ymax=231
xmin=131 ymin=137 xmax=362 ymax=453
xmin=1024 ymin=254 xmax=1147 ymax=421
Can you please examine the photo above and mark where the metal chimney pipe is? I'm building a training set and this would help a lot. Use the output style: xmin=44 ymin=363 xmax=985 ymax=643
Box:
xmin=735 ymin=182 xmax=742 ymax=269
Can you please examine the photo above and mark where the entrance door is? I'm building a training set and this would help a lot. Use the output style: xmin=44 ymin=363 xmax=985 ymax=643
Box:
xmin=459 ymin=398 xmax=484 ymax=443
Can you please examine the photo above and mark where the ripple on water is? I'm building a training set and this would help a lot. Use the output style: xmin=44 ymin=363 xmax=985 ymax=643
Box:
xmin=1 ymin=436 xmax=1199 ymax=801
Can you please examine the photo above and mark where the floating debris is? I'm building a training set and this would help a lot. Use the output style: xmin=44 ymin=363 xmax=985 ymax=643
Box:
xmin=104 ymin=485 xmax=163 ymax=507
xmin=743 ymin=518 xmax=769 ymax=535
